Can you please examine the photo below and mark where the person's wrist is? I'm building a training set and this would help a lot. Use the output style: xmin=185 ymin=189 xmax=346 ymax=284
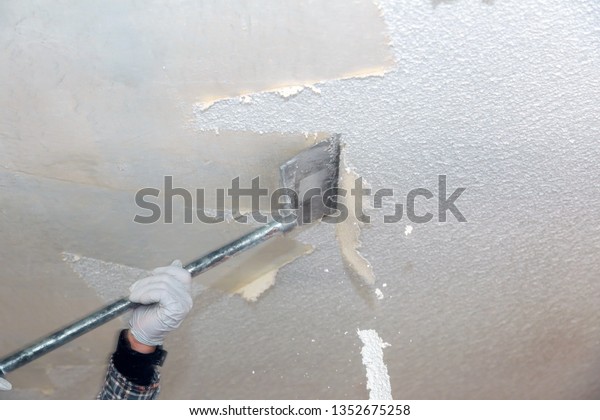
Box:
xmin=127 ymin=329 xmax=157 ymax=354
xmin=112 ymin=329 xmax=166 ymax=386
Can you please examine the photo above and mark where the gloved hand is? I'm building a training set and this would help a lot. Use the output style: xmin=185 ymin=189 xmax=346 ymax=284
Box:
xmin=128 ymin=260 xmax=193 ymax=347
xmin=0 ymin=376 xmax=11 ymax=391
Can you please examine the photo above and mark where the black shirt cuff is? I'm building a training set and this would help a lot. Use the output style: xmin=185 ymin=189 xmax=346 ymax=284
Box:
xmin=111 ymin=329 xmax=167 ymax=386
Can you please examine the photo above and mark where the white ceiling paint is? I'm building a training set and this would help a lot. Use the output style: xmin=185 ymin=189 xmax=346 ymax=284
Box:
xmin=190 ymin=0 xmax=600 ymax=399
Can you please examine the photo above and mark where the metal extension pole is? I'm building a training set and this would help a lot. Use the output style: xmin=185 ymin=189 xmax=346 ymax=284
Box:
xmin=0 ymin=220 xmax=291 ymax=377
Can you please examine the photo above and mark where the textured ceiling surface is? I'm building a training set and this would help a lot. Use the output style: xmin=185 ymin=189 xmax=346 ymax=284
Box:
xmin=1 ymin=0 xmax=599 ymax=399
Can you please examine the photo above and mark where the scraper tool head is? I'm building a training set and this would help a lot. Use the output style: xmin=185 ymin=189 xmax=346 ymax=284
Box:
xmin=279 ymin=134 xmax=341 ymax=225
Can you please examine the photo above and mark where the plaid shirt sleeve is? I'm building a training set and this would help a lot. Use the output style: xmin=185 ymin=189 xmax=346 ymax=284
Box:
xmin=96 ymin=357 xmax=160 ymax=400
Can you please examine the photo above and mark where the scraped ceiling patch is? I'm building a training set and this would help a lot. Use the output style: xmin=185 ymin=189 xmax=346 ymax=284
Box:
xmin=0 ymin=0 xmax=393 ymax=188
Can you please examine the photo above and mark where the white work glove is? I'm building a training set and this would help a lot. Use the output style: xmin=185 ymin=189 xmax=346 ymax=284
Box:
xmin=0 ymin=376 xmax=11 ymax=391
xmin=128 ymin=260 xmax=193 ymax=346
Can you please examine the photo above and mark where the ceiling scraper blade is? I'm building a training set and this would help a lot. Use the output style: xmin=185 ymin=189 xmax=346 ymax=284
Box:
xmin=279 ymin=134 xmax=341 ymax=225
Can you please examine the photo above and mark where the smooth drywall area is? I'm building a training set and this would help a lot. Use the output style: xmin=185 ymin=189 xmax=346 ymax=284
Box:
xmin=1 ymin=0 xmax=600 ymax=399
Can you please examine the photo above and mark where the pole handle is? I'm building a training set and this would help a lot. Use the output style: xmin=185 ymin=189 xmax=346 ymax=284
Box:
xmin=0 ymin=220 xmax=289 ymax=376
